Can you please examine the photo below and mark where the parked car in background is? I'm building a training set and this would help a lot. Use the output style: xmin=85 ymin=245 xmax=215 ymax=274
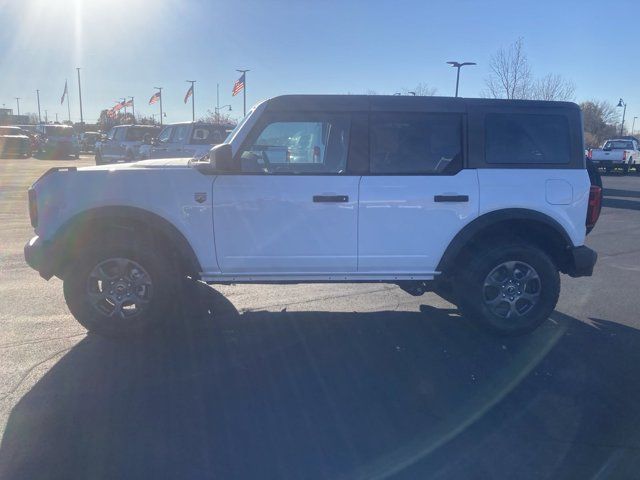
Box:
xmin=95 ymin=125 xmax=161 ymax=164
xmin=16 ymin=125 xmax=44 ymax=153
xmin=588 ymin=138 xmax=640 ymax=174
xmin=144 ymin=121 xmax=232 ymax=160
xmin=24 ymin=95 xmax=600 ymax=339
xmin=36 ymin=124 xmax=80 ymax=158
xmin=0 ymin=126 xmax=32 ymax=157
xmin=79 ymin=131 xmax=101 ymax=152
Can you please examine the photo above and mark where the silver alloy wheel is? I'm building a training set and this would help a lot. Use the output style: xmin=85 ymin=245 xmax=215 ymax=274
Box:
xmin=482 ymin=260 xmax=541 ymax=319
xmin=86 ymin=257 xmax=153 ymax=319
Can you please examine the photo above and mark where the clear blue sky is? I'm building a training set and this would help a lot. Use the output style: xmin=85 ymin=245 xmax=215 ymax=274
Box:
xmin=1 ymin=0 xmax=638 ymax=128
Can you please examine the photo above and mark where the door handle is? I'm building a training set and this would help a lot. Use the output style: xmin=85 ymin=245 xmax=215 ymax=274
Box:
xmin=313 ymin=195 xmax=349 ymax=203
xmin=434 ymin=195 xmax=469 ymax=203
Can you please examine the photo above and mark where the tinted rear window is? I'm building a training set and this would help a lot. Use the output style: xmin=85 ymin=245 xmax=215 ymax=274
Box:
xmin=485 ymin=113 xmax=570 ymax=164
xmin=191 ymin=125 xmax=228 ymax=145
xmin=370 ymin=113 xmax=462 ymax=174
xmin=126 ymin=127 xmax=159 ymax=141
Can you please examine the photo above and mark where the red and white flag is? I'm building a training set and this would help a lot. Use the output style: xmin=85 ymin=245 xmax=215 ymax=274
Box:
xmin=184 ymin=85 xmax=193 ymax=103
xmin=232 ymin=73 xmax=245 ymax=96
xmin=149 ymin=92 xmax=161 ymax=105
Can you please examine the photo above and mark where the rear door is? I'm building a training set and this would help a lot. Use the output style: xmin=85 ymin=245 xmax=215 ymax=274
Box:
xmin=358 ymin=111 xmax=479 ymax=274
xmin=167 ymin=124 xmax=190 ymax=158
xmin=213 ymin=113 xmax=359 ymax=275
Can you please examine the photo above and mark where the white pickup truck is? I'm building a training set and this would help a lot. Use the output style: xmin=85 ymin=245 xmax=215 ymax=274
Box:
xmin=25 ymin=95 xmax=601 ymax=339
xmin=588 ymin=138 xmax=640 ymax=174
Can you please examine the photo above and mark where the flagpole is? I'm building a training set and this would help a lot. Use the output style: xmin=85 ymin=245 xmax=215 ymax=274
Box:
xmin=154 ymin=87 xmax=163 ymax=126
xmin=36 ymin=90 xmax=41 ymax=123
xmin=76 ymin=68 xmax=84 ymax=125
xmin=66 ymin=81 xmax=71 ymax=123
xmin=129 ymin=96 xmax=135 ymax=119
xmin=236 ymin=69 xmax=249 ymax=117
xmin=186 ymin=80 xmax=196 ymax=122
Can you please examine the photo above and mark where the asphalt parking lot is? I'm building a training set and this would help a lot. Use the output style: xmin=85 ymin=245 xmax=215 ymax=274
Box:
xmin=1 ymin=156 xmax=640 ymax=479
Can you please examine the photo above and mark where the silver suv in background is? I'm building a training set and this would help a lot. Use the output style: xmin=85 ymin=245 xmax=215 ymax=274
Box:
xmin=95 ymin=125 xmax=161 ymax=165
xmin=36 ymin=124 xmax=80 ymax=159
xmin=144 ymin=122 xmax=232 ymax=160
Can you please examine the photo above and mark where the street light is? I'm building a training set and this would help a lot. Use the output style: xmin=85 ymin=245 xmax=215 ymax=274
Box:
xmin=617 ymin=98 xmax=627 ymax=136
xmin=446 ymin=61 xmax=476 ymax=97
xmin=215 ymin=104 xmax=232 ymax=114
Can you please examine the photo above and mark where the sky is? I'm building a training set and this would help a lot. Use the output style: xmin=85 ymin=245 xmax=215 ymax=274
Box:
xmin=0 ymin=0 xmax=638 ymax=129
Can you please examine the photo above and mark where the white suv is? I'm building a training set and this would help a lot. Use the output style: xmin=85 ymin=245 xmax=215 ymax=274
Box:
xmin=25 ymin=95 xmax=601 ymax=338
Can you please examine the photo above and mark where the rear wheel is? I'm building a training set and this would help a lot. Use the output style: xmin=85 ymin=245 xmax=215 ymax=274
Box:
xmin=63 ymin=239 xmax=178 ymax=338
xmin=456 ymin=242 xmax=560 ymax=336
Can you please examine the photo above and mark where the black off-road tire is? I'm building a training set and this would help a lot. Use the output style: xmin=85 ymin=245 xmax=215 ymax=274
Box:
xmin=63 ymin=238 xmax=179 ymax=339
xmin=456 ymin=242 xmax=560 ymax=336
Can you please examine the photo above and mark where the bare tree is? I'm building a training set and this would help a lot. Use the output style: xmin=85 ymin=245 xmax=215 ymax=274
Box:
xmin=485 ymin=38 xmax=532 ymax=99
xmin=531 ymin=73 xmax=575 ymax=101
xmin=402 ymin=83 xmax=437 ymax=96
xmin=580 ymin=100 xmax=620 ymax=147
xmin=199 ymin=110 xmax=237 ymax=126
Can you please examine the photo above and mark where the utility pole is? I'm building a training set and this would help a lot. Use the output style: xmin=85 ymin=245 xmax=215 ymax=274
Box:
xmin=236 ymin=69 xmax=249 ymax=116
xmin=154 ymin=87 xmax=163 ymax=126
xmin=36 ymin=90 xmax=41 ymax=123
xmin=76 ymin=68 xmax=84 ymax=125
xmin=129 ymin=96 xmax=135 ymax=119
xmin=446 ymin=61 xmax=476 ymax=97
xmin=186 ymin=80 xmax=196 ymax=121
xmin=15 ymin=97 xmax=20 ymax=116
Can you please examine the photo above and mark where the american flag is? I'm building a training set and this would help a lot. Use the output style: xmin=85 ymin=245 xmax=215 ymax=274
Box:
xmin=232 ymin=73 xmax=245 ymax=96
xmin=149 ymin=92 xmax=161 ymax=105
xmin=112 ymin=100 xmax=126 ymax=112
xmin=123 ymin=99 xmax=133 ymax=108
xmin=184 ymin=85 xmax=193 ymax=104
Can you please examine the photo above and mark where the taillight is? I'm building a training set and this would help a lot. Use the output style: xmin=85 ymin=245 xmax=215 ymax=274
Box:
xmin=623 ymin=150 xmax=627 ymax=161
xmin=28 ymin=188 xmax=37 ymax=228
xmin=587 ymin=148 xmax=592 ymax=159
xmin=586 ymin=185 xmax=602 ymax=230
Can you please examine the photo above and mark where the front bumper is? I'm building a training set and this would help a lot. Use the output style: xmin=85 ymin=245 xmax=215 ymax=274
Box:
xmin=24 ymin=236 xmax=59 ymax=280
xmin=566 ymin=245 xmax=597 ymax=277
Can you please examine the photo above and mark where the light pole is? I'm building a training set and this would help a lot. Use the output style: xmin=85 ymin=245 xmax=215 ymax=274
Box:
xmin=446 ymin=61 xmax=476 ymax=97
xmin=15 ymin=97 xmax=20 ymax=116
xmin=154 ymin=87 xmax=163 ymax=125
xmin=617 ymin=98 xmax=627 ymax=135
xmin=76 ymin=68 xmax=84 ymax=125
xmin=236 ymin=69 xmax=249 ymax=117
xmin=215 ymin=105 xmax=232 ymax=121
xmin=36 ymin=90 xmax=41 ymax=123
xmin=186 ymin=80 xmax=196 ymax=121
xmin=632 ymin=116 xmax=637 ymax=136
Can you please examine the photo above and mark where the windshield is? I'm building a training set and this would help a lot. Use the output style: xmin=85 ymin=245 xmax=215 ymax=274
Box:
xmin=45 ymin=126 xmax=73 ymax=137
xmin=604 ymin=140 xmax=634 ymax=150
xmin=224 ymin=108 xmax=254 ymax=143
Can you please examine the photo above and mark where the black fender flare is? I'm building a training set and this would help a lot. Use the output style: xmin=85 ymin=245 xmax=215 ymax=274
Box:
xmin=52 ymin=205 xmax=202 ymax=277
xmin=437 ymin=208 xmax=574 ymax=274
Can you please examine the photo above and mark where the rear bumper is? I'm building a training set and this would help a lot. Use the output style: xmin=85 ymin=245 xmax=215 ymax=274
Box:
xmin=566 ymin=245 xmax=597 ymax=277
xmin=24 ymin=236 xmax=58 ymax=280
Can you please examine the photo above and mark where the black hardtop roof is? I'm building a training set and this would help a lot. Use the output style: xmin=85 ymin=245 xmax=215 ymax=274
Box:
xmin=263 ymin=94 xmax=580 ymax=113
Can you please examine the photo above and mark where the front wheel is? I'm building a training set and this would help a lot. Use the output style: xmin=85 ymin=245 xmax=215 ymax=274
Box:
xmin=456 ymin=243 xmax=560 ymax=336
xmin=63 ymin=241 xmax=178 ymax=338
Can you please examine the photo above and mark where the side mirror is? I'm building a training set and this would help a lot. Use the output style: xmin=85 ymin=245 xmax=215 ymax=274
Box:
xmin=151 ymin=137 xmax=159 ymax=146
xmin=196 ymin=143 xmax=236 ymax=174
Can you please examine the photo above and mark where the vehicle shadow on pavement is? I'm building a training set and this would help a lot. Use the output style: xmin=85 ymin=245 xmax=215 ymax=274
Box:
xmin=2 ymin=283 xmax=640 ymax=480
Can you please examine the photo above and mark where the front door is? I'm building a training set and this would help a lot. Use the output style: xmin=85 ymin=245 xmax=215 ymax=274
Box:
xmin=213 ymin=113 xmax=359 ymax=275
xmin=358 ymin=111 xmax=479 ymax=274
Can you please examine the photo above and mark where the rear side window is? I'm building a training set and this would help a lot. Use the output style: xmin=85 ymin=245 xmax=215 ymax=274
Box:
xmin=485 ymin=113 xmax=570 ymax=164
xmin=370 ymin=113 xmax=462 ymax=174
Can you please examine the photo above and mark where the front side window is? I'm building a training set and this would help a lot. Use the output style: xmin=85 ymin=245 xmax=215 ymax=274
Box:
xmin=114 ymin=128 xmax=126 ymax=141
xmin=172 ymin=125 xmax=190 ymax=144
xmin=106 ymin=128 xmax=116 ymax=141
xmin=157 ymin=126 xmax=173 ymax=143
xmin=238 ymin=115 xmax=350 ymax=174
xmin=370 ymin=113 xmax=462 ymax=174
xmin=485 ymin=113 xmax=570 ymax=164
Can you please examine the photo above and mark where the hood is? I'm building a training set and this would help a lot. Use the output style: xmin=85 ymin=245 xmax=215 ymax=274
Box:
xmin=80 ymin=157 xmax=193 ymax=171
